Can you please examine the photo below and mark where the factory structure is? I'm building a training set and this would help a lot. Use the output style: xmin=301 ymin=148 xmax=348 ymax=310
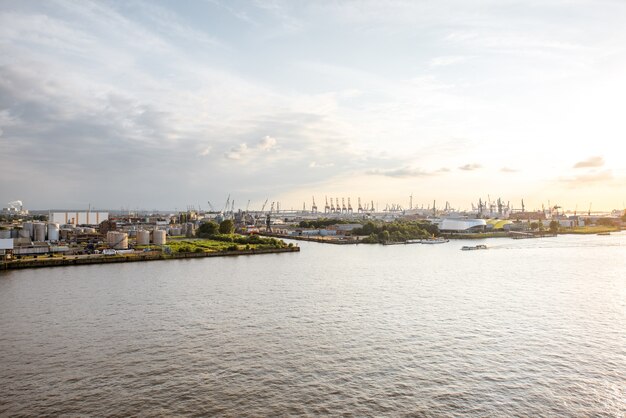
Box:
xmin=0 ymin=203 xmax=180 ymax=259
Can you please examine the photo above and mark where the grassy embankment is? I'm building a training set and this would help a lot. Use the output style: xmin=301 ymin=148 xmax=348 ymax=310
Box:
xmin=139 ymin=234 xmax=291 ymax=254
xmin=559 ymin=225 xmax=620 ymax=234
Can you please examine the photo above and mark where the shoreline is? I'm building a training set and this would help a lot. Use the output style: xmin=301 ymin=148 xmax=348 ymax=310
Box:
xmin=266 ymin=227 xmax=622 ymax=245
xmin=1 ymin=246 xmax=300 ymax=271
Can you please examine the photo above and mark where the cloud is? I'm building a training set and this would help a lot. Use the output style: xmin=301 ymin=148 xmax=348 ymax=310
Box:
xmin=309 ymin=161 xmax=334 ymax=168
xmin=429 ymin=55 xmax=470 ymax=67
xmin=366 ymin=166 xmax=432 ymax=178
xmin=199 ymin=146 xmax=212 ymax=156
xmin=458 ymin=163 xmax=482 ymax=171
xmin=560 ymin=169 xmax=613 ymax=186
xmin=500 ymin=167 xmax=518 ymax=173
xmin=573 ymin=156 xmax=604 ymax=169
xmin=258 ymin=135 xmax=277 ymax=150
xmin=225 ymin=143 xmax=249 ymax=160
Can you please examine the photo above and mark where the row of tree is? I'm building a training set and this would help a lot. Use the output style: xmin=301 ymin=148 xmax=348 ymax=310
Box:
xmin=352 ymin=220 xmax=439 ymax=243
xmin=196 ymin=219 xmax=234 ymax=237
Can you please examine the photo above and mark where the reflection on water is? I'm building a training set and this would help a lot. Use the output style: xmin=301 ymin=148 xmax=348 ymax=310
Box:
xmin=1 ymin=233 xmax=625 ymax=416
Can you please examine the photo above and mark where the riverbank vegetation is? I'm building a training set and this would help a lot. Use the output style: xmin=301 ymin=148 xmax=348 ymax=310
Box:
xmin=353 ymin=220 xmax=439 ymax=244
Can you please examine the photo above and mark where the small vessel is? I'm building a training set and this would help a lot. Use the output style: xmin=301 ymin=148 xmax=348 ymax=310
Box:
xmin=597 ymin=232 xmax=610 ymax=236
xmin=420 ymin=237 xmax=449 ymax=244
xmin=461 ymin=244 xmax=488 ymax=251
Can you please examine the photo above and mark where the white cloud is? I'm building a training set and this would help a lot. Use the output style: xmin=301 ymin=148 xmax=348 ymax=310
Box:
xmin=429 ymin=55 xmax=470 ymax=67
xmin=573 ymin=156 xmax=604 ymax=169
xmin=225 ymin=143 xmax=249 ymax=160
xmin=258 ymin=135 xmax=277 ymax=150
xmin=199 ymin=146 xmax=212 ymax=156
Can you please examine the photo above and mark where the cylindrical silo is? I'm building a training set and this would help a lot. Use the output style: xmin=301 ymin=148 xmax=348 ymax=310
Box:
xmin=185 ymin=223 xmax=195 ymax=238
xmin=136 ymin=230 xmax=150 ymax=245
xmin=152 ymin=230 xmax=166 ymax=245
xmin=34 ymin=222 xmax=47 ymax=242
xmin=0 ymin=229 xmax=11 ymax=239
xmin=47 ymin=223 xmax=60 ymax=241
xmin=22 ymin=222 xmax=34 ymax=239
xmin=168 ymin=227 xmax=182 ymax=236
xmin=107 ymin=231 xmax=128 ymax=250
xmin=19 ymin=227 xmax=31 ymax=239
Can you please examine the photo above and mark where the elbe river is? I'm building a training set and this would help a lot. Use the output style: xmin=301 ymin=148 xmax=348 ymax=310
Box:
xmin=1 ymin=233 xmax=625 ymax=416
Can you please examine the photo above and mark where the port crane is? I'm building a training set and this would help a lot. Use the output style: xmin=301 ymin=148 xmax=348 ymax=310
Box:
xmin=311 ymin=196 xmax=317 ymax=213
xmin=324 ymin=196 xmax=330 ymax=213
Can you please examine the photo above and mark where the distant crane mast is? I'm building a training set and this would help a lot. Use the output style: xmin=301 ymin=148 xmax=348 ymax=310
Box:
xmin=311 ymin=196 xmax=318 ymax=213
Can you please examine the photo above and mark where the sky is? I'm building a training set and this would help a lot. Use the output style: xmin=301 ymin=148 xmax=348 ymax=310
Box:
xmin=1 ymin=0 xmax=625 ymax=212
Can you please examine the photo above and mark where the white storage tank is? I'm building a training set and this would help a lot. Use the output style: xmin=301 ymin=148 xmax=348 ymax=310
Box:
xmin=152 ymin=230 xmax=166 ymax=245
xmin=19 ymin=227 xmax=31 ymax=239
xmin=33 ymin=222 xmax=47 ymax=242
xmin=107 ymin=231 xmax=128 ymax=250
xmin=47 ymin=223 xmax=60 ymax=241
xmin=136 ymin=230 xmax=151 ymax=245
xmin=0 ymin=229 xmax=11 ymax=239
xmin=22 ymin=222 xmax=34 ymax=239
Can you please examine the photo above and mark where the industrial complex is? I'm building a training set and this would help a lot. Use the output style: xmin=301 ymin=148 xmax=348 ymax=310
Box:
xmin=1 ymin=196 xmax=624 ymax=265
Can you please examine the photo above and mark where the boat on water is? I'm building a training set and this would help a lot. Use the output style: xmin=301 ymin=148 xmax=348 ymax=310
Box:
xmin=597 ymin=232 xmax=611 ymax=236
xmin=420 ymin=237 xmax=449 ymax=244
xmin=461 ymin=244 xmax=488 ymax=251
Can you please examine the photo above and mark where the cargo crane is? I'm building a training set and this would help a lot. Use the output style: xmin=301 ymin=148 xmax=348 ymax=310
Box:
xmin=341 ymin=198 xmax=347 ymax=213
xmin=347 ymin=197 xmax=353 ymax=214
xmin=223 ymin=195 xmax=231 ymax=218
xmin=358 ymin=197 xmax=363 ymax=213
xmin=324 ymin=196 xmax=330 ymax=213
xmin=311 ymin=196 xmax=318 ymax=213
xmin=371 ymin=200 xmax=375 ymax=212
xmin=409 ymin=194 xmax=413 ymax=210
xmin=330 ymin=197 xmax=335 ymax=213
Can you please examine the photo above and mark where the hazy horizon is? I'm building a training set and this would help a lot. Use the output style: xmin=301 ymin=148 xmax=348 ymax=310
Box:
xmin=1 ymin=1 xmax=625 ymax=211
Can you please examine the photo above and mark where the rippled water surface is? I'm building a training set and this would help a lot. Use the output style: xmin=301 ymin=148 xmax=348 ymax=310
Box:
xmin=1 ymin=233 xmax=625 ymax=416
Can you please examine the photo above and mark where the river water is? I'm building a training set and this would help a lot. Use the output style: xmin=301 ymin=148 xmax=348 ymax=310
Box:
xmin=1 ymin=233 xmax=624 ymax=416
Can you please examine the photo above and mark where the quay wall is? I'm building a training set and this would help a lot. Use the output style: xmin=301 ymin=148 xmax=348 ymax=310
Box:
xmin=1 ymin=247 xmax=300 ymax=271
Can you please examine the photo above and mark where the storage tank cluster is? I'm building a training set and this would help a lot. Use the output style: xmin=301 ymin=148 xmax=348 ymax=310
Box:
xmin=134 ymin=229 xmax=167 ymax=245
xmin=107 ymin=231 xmax=128 ymax=250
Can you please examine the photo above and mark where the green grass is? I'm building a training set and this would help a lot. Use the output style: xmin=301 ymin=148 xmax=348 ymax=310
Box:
xmin=560 ymin=225 xmax=619 ymax=234
xmin=162 ymin=236 xmax=287 ymax=254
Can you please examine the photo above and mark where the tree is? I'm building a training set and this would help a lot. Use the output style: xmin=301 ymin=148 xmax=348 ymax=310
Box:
xmin=219 ymin=219 xmax=235 ymax=234
xmin=549 ymin=220 xmax=559 ymax=234
xmin=530 ymin=222 xmax=539 ymax=231
xmin=196 ymin=221 xmax=219 ymax=238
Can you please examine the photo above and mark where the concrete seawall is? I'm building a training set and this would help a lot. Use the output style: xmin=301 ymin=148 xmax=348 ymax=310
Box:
xmin=1 ymin=247 xmax=300 ymax=271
